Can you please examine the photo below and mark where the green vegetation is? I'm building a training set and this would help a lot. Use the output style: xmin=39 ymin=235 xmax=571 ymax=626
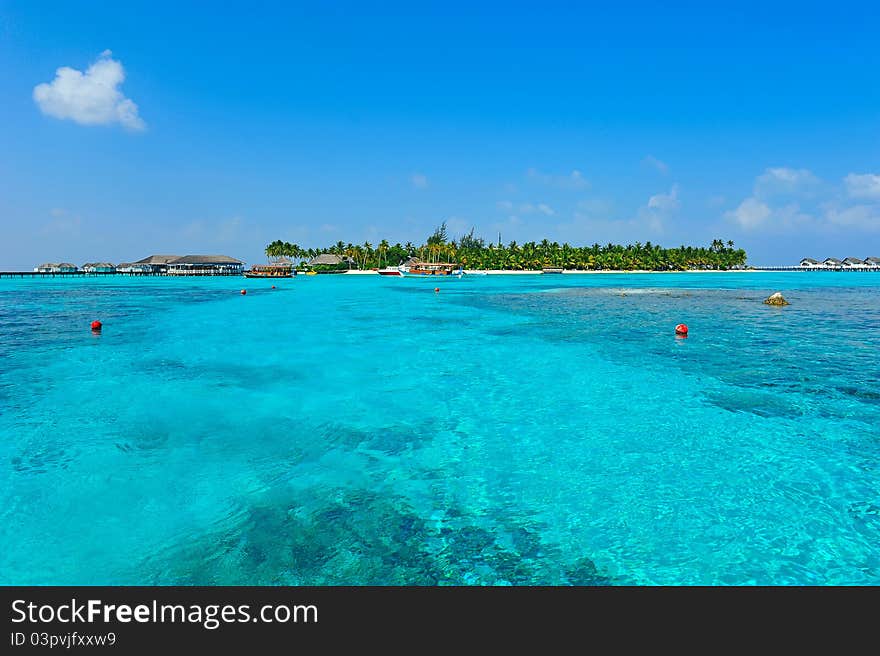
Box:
xmin=265 ymin=227 xmax=746 ymax=271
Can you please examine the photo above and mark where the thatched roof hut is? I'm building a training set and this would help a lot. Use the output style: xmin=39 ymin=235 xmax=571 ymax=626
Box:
xmin=135 ymin=255 xmax=182 ymax=265
xmin=308 ymin=253 xmax=344 ymax=266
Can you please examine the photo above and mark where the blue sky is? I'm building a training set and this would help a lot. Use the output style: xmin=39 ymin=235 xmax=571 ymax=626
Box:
xmin=1 ymin=1 xmax=878 ymax=268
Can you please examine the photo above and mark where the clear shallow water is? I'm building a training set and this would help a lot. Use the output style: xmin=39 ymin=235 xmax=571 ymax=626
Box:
xmin=1 ymin=272 xmax=878 ymax=585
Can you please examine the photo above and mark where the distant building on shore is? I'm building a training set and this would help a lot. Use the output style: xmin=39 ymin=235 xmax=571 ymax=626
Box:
xmin=34 ymin=263 xmax=77 ymax=273
xmin=82 ymin=262 xmax=116 ymax=273
xmin=114 ymin=254 xmax=243 ymax=275
xmin=308 ymin=253 xmax=344 ymax=266
xmin=307 ymin=253 xmax=358 ymax=269
xmin=133 ymin=255 xmax=183 ymax=274
xmin=798 ymin=257 xmax=879 ymax=270
xmin=165 ymin=255 xmax=244 ymax=275
xmin=116 ymin=262 xmax=153 ymax=273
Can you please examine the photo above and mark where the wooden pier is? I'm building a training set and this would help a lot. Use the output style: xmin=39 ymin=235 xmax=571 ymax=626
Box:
xmin=754 ymin=266 xmax=880 ymax=272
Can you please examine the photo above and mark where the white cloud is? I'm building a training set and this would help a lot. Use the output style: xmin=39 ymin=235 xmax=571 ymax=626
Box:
xmin=824 ymin=204 xmax=880 ymax=230
xmin=647 ymin=185 xmax=680 ymax=212
xmin=725 ymin=167 xmax=880 ymax=234
xmin=527 ymin=167 xmax=589 ymax=190
xmin=496 ymin=200 xmax=514 ymax=210
xmin=410 ymin=173 xmax=429 ymax=189
xmin=517 ymin=202 xmax=556 ymax=216
xmin=725 ymin=197 xmax=771 ymax=229
xmin=725 ymin=198 xmax=816 ymax=232
xmin=844 ymin=173 xmax=880 ymax=200
xmin=33 ymin=50 xmax=145 ymax=131
xmin=627 ymin=185 xmax=681 ymax=234
xmin=754 ymin=167 xmax=818 ymax=196
xmin=642 ymin=155 xmax=669 ymax=174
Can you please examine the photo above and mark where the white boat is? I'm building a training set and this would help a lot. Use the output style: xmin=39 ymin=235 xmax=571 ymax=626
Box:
xmin=404 ymin=262 xmax=462 ymax=276
xmin=377 ymin=266 xmax=404 ymax=276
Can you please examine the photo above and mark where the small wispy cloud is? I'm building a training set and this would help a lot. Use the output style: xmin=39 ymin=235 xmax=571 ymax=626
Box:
xmin=638 ymin=185 xmax=681 ymax=233
xmin=410 ymin=173 xmax=429 ymax=189
xmin=496 ymin=200 xmax=514 ymax=210
xmin=642 ymin=155 xmax=669 ymax=175
xmin=647 ymin=185 xmax=680 ymax=212
xmin=33 ymin=50 xmax=145 ymax=131
xmin=526 ymin=167 xmax=589 ymax=190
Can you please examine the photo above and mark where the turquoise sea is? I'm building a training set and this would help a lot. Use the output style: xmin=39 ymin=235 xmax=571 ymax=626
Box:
xmin=1 ymin=272 xmax=878 ymax=585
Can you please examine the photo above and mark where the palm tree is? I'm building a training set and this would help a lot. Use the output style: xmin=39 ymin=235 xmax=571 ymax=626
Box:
xmin=377 ymin=239 xmax=390 ymax=268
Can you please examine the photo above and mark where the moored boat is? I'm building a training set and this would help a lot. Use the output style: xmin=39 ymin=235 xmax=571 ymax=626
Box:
xmin=245 ymin=263 xmax=295 ymax=278
xmin=377 ymin=266 xmax=404 ymax=276
xmin=405 ymin=262 xmax=463 ymax=276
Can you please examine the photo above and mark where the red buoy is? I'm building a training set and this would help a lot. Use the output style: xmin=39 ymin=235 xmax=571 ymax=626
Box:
xmin=240 ymin=289 xmax=247 ymax=295
xmin=434 ymin=287 xmax=440 ymax=293
xmin=90 ymin=320 xmax=102 ymax=332
xmin=675 ymin=323 xmax=688 ymax=336
xmin=271 ymin=285 xmax=276 ymax=289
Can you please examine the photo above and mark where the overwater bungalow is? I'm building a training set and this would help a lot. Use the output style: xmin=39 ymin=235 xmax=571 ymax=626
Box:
xmin=82 ymin=262 xmax=116 ymax=273
xmin=865 ymin=257 xmax=880 ymax=268
xmin=842 ymin=257 xmax=866 ymax=267
xmin=34 ymin=263 xmax=78 ymax=273
xmin=823 ymin=258 xmax=843 ymax=268
xmin=799 ymin=258 xmax=822 ymax=268
xmin=133 ymin=255 xmax=183 ymax=274
xmin=116 ymin=262 xmax=153 ymax=273
xmin=165 ymin=255 xmax=244 ymax=276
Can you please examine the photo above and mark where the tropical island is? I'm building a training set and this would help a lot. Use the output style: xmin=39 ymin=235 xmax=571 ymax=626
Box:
xmin=265 ymin=223 xmax=747 ymax=272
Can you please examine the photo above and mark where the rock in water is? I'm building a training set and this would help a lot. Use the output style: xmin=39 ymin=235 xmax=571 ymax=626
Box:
xmin=764 ymin=291 xmax=789 ymax=306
